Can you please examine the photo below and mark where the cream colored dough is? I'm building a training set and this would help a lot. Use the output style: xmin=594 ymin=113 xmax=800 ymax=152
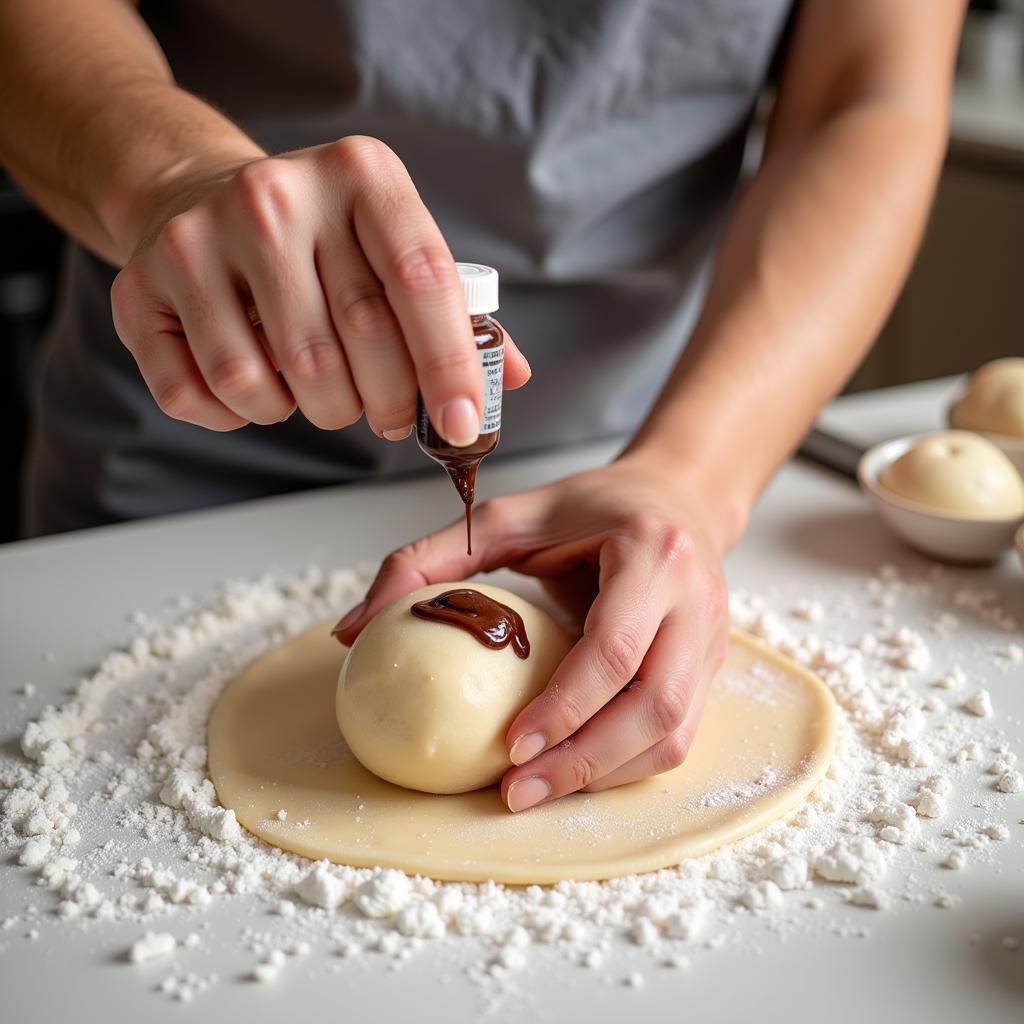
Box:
xmin=879 ymin=430 xmax=1024 ymax=520
xmin=950 ymin=358 xmax=1024 ymax=438
xmin=208 ymin=620 xmax=838 ymax=885
xmin=337 ymin=583 xmax=572 ymax=794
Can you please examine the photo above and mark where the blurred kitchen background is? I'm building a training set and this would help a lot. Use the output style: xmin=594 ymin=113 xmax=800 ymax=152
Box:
xmin=1 ymin=0 xmax=1022 ymax=542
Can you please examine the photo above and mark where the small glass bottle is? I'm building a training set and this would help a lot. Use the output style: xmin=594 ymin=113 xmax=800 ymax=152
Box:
xmin=416 ymin=263 xmax=503 ymax=555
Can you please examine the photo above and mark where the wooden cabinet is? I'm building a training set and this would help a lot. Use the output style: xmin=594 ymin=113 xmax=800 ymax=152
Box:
xmin=847 ymin=96 xmax=1024 ymax=392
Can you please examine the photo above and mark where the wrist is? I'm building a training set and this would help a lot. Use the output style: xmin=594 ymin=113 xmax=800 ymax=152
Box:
xmin=107 ymin=146 xmax=263 ymax=263
xmin=617 ymin=438 xmax=753 ymax=556
xmin=93 ymin=80 xmax=265 ymax=263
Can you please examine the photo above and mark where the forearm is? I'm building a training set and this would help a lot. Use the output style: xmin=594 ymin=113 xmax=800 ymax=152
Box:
xmin=0 ymin=0 xmax=262 ymax=265
xmin=627 ymin=97 xmax=951 ymax=551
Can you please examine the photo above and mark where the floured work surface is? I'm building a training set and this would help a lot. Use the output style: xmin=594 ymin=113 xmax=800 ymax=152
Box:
xmin=208 ymin=624 xmax=837 ymax=884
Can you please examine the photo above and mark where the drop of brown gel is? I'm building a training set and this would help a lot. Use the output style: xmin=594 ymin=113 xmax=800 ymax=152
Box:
xmin=411 ymin=588 xmax=530 ymax=659
xmin=440 ymin=458 xmax=478 ymax=556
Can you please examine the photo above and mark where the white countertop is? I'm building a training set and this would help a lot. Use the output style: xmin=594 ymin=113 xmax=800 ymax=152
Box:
xmin=1 ymin=376 xmax=1022 ymax=1024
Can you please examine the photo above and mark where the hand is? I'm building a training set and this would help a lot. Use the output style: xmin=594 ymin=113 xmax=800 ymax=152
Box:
xmin=334 ymin=455 xmax=731 ymax=811
xmin=110 ymin=137 xmax=530 ymax=439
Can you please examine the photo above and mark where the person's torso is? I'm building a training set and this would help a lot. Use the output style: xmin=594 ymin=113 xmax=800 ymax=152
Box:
xmin=28 ymin=0 xmax=792 ymax=534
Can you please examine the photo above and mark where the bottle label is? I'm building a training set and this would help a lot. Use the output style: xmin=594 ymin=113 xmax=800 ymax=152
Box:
xmin=415 ymin=343 xmax=503 ymax=443
xmin=480 ymin=344 xmax=503 ymax=434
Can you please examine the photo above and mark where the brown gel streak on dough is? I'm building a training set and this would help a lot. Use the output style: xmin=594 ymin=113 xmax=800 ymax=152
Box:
xmin=410 ymin=588 xmax=530 ymax=659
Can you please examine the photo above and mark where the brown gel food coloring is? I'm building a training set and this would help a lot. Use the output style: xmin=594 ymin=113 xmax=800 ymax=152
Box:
xmin=410 ymin=588 xmax=530 ymax=659
xmin=416 ymin=313 xmax=503 ymax=556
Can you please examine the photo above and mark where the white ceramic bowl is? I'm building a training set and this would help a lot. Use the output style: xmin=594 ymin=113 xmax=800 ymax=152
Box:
xmin=948 ymin=405 xmax=1024 ymax=477
xmin=857 ymin=433 xmax=1024 ymax=564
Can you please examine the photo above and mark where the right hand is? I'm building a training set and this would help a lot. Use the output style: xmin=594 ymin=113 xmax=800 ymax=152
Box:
xmin=110 ymin=137 xmax=530 ymax=439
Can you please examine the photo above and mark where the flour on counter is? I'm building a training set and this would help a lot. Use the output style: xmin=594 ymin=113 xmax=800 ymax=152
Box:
xmin=130 ymin=931 xmax=177 ymax=964
xmin=962 ymin=689 xmax=994 ymax=718
xmin=1 ymin=563 xmax=1021 ymax=1013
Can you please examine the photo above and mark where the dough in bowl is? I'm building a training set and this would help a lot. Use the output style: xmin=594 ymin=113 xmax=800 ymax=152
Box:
xmin=950 ymin=357 xmax=1024 ymax=438
xmin=880 ymin=431 xmax=1024 ymax=519
xmin=336 ymin=582 xmax=572 ymax=794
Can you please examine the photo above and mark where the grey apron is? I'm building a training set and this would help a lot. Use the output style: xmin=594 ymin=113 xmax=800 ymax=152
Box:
xmin=24 ymin=0 xmax=792 ymax=535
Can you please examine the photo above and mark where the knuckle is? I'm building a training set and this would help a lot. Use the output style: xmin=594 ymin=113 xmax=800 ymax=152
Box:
xmin=208 ymin=354 xmax=264 ymax=402
xmin=337 ymin=288 xmax=392 ymax=335
xmin=380 ymin=547 xmax=415 ymax=577
xmin=329 ymin=135 xmax=395 ymax=178
xmin=234 ymin=159 xmax=295 ymax=231
xmin=279 ymin=337 xmax=343 ymax=385
xmin=376 ymin=544 xmax=430 ymax=587
xmin=419 ymin=347 xmax=478 ymax=379
xmin=366 ymin=395 xmax=417 ymax=431
xmin=391 ymin=244 xmax=457 ymax=297
xmin=649 ymin=681 xmax=688 ymax=735
xmin=626 ymin=513 xmax=692 ymax=565
xmin=655 ymin=522 xmax=693 ymax=566
xmin=474 ymin=497 xmax=508 ymax=533
xmin=655 ymin=731 xmax=691 ymax=774
xmin=594 ymin=628 xmax=642 ymax=684
xmin=567 ymin=747 xmax=602 ymax=791
xmin=160 ymin=212 xmax=202 ymax=265
xmin=153 ymin=378 xmax=197 ymax=421
xmin=554 ymin=691 xmax=587 ymax=737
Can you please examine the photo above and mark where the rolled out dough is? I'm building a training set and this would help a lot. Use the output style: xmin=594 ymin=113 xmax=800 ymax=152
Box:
xmin=208 ymin=623 xmax=837 ymax=884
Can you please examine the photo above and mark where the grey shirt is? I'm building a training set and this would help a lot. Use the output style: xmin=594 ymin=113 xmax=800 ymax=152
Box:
xmin=25 ymin=0 xmax=791 ymax=536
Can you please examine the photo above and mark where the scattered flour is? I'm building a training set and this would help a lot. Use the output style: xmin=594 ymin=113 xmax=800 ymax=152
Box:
xmin=0 ymin=563 xmax=1020 ymax=1013
xmin=962 ymin=690 xmax=994 ymax=718
xmin=130 ymin=931 xmax=177 ymax=964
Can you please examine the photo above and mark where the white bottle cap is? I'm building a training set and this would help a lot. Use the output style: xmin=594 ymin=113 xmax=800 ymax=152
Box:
xmin=456 ymin=262 xmax=499 ymax=315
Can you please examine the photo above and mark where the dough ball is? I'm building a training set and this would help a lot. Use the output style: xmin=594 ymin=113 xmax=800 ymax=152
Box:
xmin=336 ymin=583 xmax=572 ymax=794
xmin=880 ymin=431 xmax=1024 ymax=519
xmin=950 ymin=358 xmax=1024 ymax=438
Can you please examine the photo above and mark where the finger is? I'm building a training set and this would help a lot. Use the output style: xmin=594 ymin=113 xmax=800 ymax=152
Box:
xmin=159 ymin=244 xmax=295 ymax=425
xmin=500 ymin=613 xmax=703 ymax=810
xmin=504 ymin=535 xmax=667 ymax=768
xmin=337 ymin=139 xmax=483 ymax=446
xmin=584 ymin=618 xmax=725 ymax=792
xmin=331 ymin=496 xmax=525 ymax=643
xmin=583 ymin=666 xmax=714 ymax=792
xmin=129 ymin=325 xmax=250 ymax=431
xmin=494 ymin=321 xmax=530 ymax=391
xmin=316 ymin=227 xmax=418 ymax=437
xmin=243 ymin=253 xmax=362 ymax=431
xmin=112 ymin=268 xmax=249 ymax=431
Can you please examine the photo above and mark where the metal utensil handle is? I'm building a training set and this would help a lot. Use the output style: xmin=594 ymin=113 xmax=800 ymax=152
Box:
xmin=797 ymin=427 xmax=866 ymax=482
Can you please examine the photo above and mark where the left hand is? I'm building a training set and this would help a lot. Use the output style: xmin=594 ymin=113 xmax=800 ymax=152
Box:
xmin=333 ymin=454 xmax=731 ymax=811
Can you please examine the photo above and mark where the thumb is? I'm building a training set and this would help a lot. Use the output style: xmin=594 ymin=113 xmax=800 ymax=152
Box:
xmin=500 ymin=327 xmax=531 ymax=391
xmin=330 ymin=504 xmax=504 ymax=645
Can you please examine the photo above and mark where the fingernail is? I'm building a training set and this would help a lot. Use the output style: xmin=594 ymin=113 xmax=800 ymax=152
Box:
xmin=506 ymin=777 xmax=550 ymax=813
xmin=440 ymin=396 xmax=479 ymax=448
xmin=383 ymin=425 xmax=413 ymax=441
xmin=509 ymin=732 xmax=547 ymax=766
xmin=331 ymin=600 xmax=367 ymax=637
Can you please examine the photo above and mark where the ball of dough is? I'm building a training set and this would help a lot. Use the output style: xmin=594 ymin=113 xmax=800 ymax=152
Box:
xmin=950 ymin=358 xmax=1024 ymax=438
xmin=879 ymin=431 xmax=1024 ymax=519
xmin=336 ymin=583 xmax=572 ymax=794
